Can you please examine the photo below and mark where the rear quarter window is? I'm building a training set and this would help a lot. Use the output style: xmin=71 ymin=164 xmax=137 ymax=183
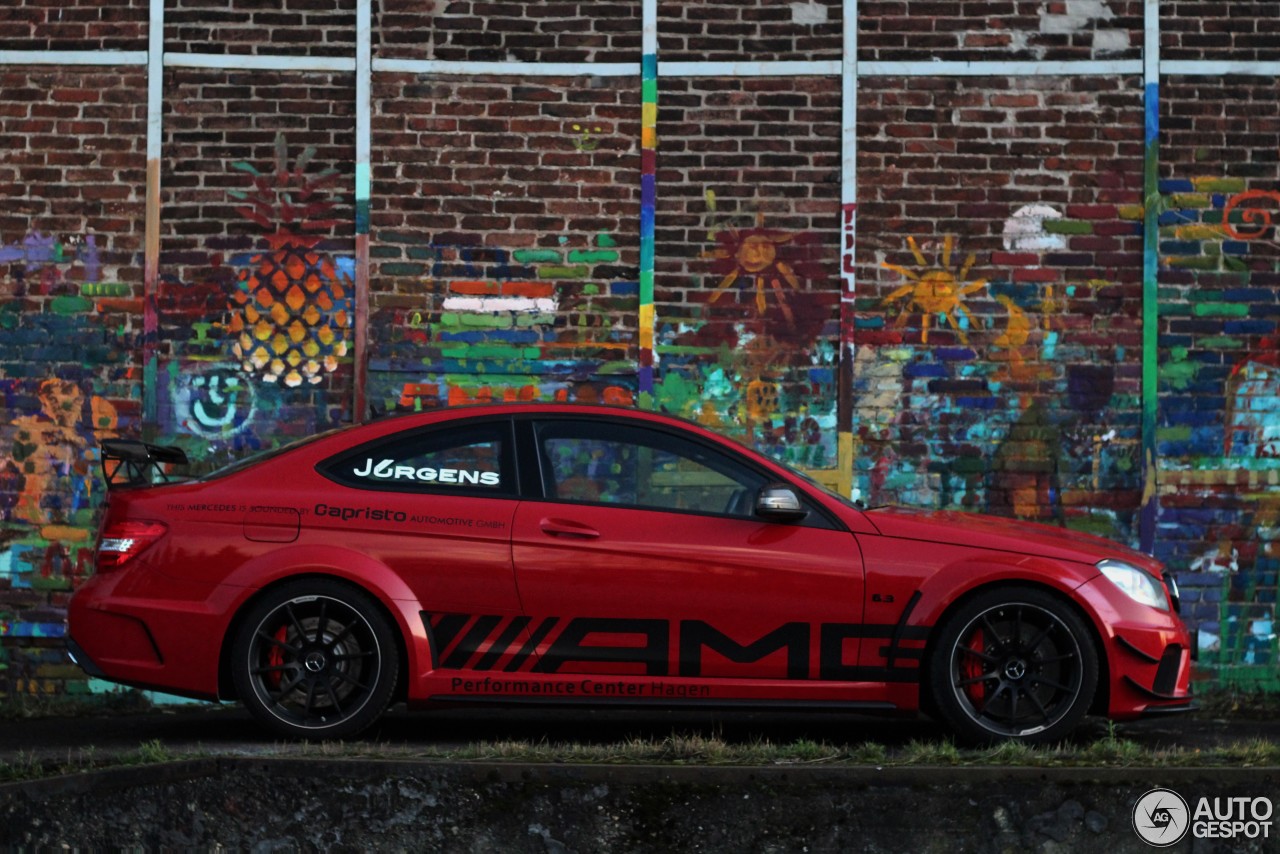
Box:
xmin=317 ymin=419 xmax=516 ymax=496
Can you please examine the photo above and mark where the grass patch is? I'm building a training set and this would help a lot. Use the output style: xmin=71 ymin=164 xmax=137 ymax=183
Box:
xmin=2 ymin=730 xmax=1280 ymax=784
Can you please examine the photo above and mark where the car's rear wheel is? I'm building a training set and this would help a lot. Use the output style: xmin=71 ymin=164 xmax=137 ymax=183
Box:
xmin=928 ymin=586 xmax=1098 ymax=744
xmin=232 ymin=579 xmax=399 ymax=739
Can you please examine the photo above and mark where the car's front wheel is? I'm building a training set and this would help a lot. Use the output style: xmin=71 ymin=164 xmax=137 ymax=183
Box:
xmin=231 ymin=579 xmax=399 ymax=739
xmin=928 ymin=586 xmax=1098 ymax=744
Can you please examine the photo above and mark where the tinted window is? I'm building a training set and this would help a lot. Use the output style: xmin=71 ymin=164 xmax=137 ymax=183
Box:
xmin=320 ymin=420 xmax=514 ymax=495
xmin=534 ymin=420 xmax=766 ymax=517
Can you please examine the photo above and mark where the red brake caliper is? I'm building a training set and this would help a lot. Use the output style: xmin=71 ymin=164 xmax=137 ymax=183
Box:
xmin=962 ymin=628 xmax=987 ymax=705
xmin=266 ymin=626 xmax=289 ymax=689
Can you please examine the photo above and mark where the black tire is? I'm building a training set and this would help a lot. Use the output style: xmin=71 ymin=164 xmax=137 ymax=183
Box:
xmin=928 ymin=586 xmax=1098 ymax=744
xmin=231 ymin=579 xmax=399 ymax=739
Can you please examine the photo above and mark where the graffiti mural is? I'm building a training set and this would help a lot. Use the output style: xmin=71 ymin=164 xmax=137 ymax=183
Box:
xmin=653 ymin=195 xmax=840 ymax=470
xmin=0 ymin=231 xmax=136 ymax=654
xmin=852 ymin=220 xmax=1142 ymax=539
xmin=150 ymin=135 xmax=356 ymax=468
xmin=226 ymin=134 xmax=353 ymax=389
xmin=1156 ymin=178 xmax=1280 ymax=684
xmin=367 ymin=233 xmax=639 ymax=413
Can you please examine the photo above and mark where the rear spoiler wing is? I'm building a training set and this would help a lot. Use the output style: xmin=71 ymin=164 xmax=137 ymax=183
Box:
xmin=100 ymin=439 xmax=189 ymax=489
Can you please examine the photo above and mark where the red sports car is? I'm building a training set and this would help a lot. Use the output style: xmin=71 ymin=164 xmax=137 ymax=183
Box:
xmin=68 ymin=404 xmax=1193 ymax=742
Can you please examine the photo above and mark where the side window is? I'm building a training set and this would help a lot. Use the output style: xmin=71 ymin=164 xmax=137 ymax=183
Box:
xmin=535 ymin=420 xmax=766 ymax=517
xmin=320 ymin=420 xmax=514 ymax=495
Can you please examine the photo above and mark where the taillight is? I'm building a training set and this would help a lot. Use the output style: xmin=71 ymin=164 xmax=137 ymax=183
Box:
xmin=96 ymin=521 xmax=168 ymax=571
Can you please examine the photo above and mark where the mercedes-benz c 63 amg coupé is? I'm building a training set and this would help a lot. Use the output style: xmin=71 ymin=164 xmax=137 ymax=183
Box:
xmin=68 ymin=404 xmax=1193 ymax=742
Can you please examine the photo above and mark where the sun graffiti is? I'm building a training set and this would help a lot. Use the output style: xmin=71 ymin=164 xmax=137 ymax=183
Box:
xmin=881 ymin=235 xmax=987 ymax=344
xmin=705 ymin=211 xmax=804 ymax=322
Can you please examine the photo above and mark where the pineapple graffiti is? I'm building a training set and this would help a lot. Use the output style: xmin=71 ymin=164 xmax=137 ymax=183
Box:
xmin=226 ymin=135 xmax=352 ymax=388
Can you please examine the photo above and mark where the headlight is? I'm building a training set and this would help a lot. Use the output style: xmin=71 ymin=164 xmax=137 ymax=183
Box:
xmin=1098 ymin=559 xmax=1169 ymax=611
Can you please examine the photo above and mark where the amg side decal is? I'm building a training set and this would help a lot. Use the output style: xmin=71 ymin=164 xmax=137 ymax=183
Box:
xmin=422 ymin=613 xmax=934 ymax=682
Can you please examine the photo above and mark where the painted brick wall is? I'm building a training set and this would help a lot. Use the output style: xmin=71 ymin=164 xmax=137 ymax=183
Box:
xmin=3 ymin=1 xmax=1280 ymax=696
xmin=156 ymin=70 xmax=358 ymax=465
xmin=853 ymin=75 xmax=1145 ymax=537
xmin=0 ymin=0 xmax=148 ymax=52
xmin=653 ymin=76 xmax=843 ymax=468
xmin=368 ymin=75 xmax=640 ymax=412
xmin=0 ymin=68 xmax=147 ymax=691
xmin=1156 ymin=74 xmax=1280 ymax=686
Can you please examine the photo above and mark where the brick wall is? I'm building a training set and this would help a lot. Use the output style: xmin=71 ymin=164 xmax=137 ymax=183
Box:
xmin=1156 ymin=74 xmax=1280 ymax=684
xmin=0 ymin=0 xmax=148 ymax=52
xmin=857 ymin=0 xmax=1142 ymax=61
xmin=1162 ymin=2 xmax=1280 ymax=62
xmin=853 ymin=75 xmax=1145 ymax=535
xmin=658 ymin=0 xmax=842 ymax=62
xmin=378 ymin=0 xmax=641 ymax=63
xmin=368 ymin=75 xmax=640 ymax=412
xmin=165 ymin=0 xmax=357 ymax=57
xmin=3 ymin=1 xmax=1280 ymax=695
xmin=0 ymin=68 xmax=146 ymax=688
xmin=654 ymin=75 xmax=842 ymax=467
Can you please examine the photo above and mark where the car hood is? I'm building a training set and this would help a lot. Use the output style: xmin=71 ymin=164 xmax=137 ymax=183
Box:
xmin=863 ymin=507 xmax=1163 ymax=573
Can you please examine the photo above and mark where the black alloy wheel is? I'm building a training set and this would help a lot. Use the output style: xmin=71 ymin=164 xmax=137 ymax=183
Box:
xmin=929 ymin=586 xmax=1098 ymax=744
xmin=232 ymin=580 xmax=399 ymax=739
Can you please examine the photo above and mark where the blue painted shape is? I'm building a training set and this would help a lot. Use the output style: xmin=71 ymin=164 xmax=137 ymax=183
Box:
xmin=935 ymin=347 xmax=978 ymax=361
xmin=904 ymin=362 xmax=946 ymax=379
xmin=1159 ymin=178 xmax=1193 ymax=192
xmin=1224 ymin=320 xmax=1275 ymax=335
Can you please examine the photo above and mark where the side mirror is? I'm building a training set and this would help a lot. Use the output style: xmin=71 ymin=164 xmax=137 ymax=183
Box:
xmin=755 ymin=484 xmax=808 ymax=523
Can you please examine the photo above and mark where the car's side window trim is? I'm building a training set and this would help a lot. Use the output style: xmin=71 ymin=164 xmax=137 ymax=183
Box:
xmin=316 ymin=416 xmax=520 ymax=498
xmin=516 ymin=414 xmax=841 ymax=530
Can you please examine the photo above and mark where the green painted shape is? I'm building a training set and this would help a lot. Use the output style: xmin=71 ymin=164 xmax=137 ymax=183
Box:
xmin=440 ymin=344 xmax=541 ymax=359
xmin=515 ymin=313 xmax=556 ymax=327
xmin=1169 ymin=192 xmax=1212 ymax=209
xmin=642 ymin=79 xmax=658 ymax=101
xmin=1199 ymin=336 xmax=1244 ymax=349
xmin=568 ymin=250 xmax=620 ymax=263
xmin=1192 ymin=177 xmax=1247 ymax=193
xmin=597 ymin=234 xmax=617 ymax=248
xmin=1167 ymin=256 xmax=1219 ymax=270
xmin=461 ymin=313 xmax=514 ymax=329
xmin=1157 ymin=426 xmax=1193 ymax=442
xmin=439 ymin=313 xmax=462 ymax=327
xmin=1192 ymin=302 xmax=1250 ymax=317
xmin=513 ymin=249 xmax=562 ymax=263
xmin=537 ymin=265 xmax=590 ymax=279
xmin=1043 ymin=219 xmax=1093 ymax=235
xmin=80 ymin=282 xmax=131 ymax=297
xmin=1160 ymin=360 xmax=1198 ymax=391
xmin=582 ymin=284 xmax=600 ymax=295
xmin=50 ymin=295 xmax=93 ymax=315
xmin=192 ymin=322 xmax=213 ymax=342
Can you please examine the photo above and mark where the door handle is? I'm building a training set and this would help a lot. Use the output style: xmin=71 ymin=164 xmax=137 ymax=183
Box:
xmin=539 ymin=518 xmax=600 ymax=539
